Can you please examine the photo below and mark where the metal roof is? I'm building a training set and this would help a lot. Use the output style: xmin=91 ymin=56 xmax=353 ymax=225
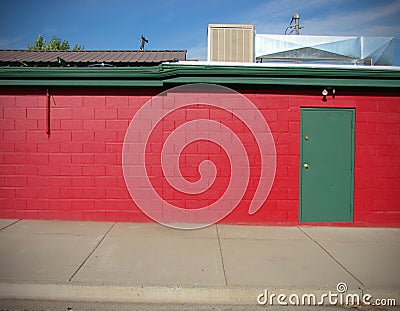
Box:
xmin=0 ymin=50 xmax=187 ymax=66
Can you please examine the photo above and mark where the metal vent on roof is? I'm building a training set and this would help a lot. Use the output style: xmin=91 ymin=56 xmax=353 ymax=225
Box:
xmin=208 ymin=24 xmax=255 ymax=62
xmin=255 ymin=34 xmax=395 ymax=65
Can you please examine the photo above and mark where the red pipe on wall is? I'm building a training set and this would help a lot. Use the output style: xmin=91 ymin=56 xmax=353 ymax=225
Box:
xmin=46 ymin=88 xmax=50 ymax=137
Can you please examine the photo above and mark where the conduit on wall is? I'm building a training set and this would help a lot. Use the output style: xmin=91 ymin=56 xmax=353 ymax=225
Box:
xmin=46 ymin=88 xmax=50 ymax=137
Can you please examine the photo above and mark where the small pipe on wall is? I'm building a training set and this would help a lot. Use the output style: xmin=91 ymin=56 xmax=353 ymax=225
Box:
xmin=46 ymin=88 xmax=50 ymax=137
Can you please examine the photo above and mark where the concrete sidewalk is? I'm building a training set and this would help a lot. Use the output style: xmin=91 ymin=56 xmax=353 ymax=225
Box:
xmin=0 ymin=219 xmax=399 ymax=307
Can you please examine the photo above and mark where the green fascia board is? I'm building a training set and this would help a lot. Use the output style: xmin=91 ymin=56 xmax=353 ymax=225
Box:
xmin=0 ymin=63 xmax=399 ymax=88
xmin=0 ymin=66 xmax=162 ymax=79
xmin=162 ymin=76 xmax=400 ymax=88
xmin=0 ymin=66 xmax=164 ymax=87
xmin=0 ymin=79 xmax=163 ymax=87
xmin=160 ymin=64 xmax=400 ymax=87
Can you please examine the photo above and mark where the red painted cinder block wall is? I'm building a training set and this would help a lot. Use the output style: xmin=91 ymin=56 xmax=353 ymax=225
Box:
xmin=0 ymin=87 xmax=399 ymax=226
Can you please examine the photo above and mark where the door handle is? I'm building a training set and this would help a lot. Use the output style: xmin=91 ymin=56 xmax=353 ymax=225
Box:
xmin=303 ymin=163 xmax=309 ymax=169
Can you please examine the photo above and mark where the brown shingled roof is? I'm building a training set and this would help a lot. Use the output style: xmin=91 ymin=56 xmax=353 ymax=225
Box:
xmin=0 ymin=50 xmax=187 ymax=67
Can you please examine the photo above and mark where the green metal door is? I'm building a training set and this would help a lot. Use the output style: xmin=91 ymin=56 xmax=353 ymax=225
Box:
xmin=300 ymin=108 xmax=354 ymax=222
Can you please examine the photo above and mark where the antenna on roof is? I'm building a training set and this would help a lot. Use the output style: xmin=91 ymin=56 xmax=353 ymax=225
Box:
xmin=57 ymin=57 xmax=69 ymax=67
xmin=139 ymin=35 xmax=149 ymax=51
xmin=285 ymin=13 xmax=303 ymax=35
xmin=14 ymin=58 xmax=28 ymax=67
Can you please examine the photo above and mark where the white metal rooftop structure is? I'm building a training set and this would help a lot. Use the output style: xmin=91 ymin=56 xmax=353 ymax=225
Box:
xmin=255 ymin=34 xmax=395 ymax=66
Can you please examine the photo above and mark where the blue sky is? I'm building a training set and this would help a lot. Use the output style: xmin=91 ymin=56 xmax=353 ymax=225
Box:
xmin=0 ymin=0 xmax=400 ymax=64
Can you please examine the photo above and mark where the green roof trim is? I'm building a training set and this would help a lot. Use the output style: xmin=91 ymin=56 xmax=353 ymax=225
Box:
xmin=0 ymin=63 xmax=399 ymax=88
xmin=0 ymin=79 xmax=163 ymax=87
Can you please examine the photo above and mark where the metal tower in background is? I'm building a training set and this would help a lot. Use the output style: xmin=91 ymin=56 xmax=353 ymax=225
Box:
xmin=285 ymin=13 xmax=303 ymax=35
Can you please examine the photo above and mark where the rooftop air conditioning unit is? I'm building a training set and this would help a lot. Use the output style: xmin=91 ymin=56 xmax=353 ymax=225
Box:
xmin=208 ymin=24 xmax=255 ymax=63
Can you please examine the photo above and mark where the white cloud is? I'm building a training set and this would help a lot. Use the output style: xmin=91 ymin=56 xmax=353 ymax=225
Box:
xmin=0 ymin=35 xmax=25 ymax=49
xmin=244 ymin=0 xmax=348 ymax=28
xmin=251 ymin=0 xmax=400 ymax=37
xmin=187 ymin=44 xmax=207 ymax=61
xmin=302 ymin=1 xmax=400 ymax=36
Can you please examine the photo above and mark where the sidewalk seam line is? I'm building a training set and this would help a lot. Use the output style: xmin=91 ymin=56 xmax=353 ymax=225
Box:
xmin=297 ymin=226 xmax=365 ymax=287
xmin=0 ymin=219 xmax=21 ymax=231
xmin=216 ymin=225 xmax=228 ymax=286
xmin=68 ymin=222 xmax=116 ymax=282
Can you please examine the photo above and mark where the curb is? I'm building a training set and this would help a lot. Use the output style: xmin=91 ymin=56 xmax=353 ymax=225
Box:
xmin=3 ymin=282 xmax=260 ymax=305
xmin=2 ymin=281 xmax=398 ymax=307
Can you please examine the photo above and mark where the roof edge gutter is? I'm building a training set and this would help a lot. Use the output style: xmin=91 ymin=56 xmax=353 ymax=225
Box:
xmin=0 ymin=63 xmax=399 ymax=88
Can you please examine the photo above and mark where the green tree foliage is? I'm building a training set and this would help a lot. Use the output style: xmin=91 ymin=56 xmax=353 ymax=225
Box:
xmin=27 ymin=34 xmax=84 ymax=51
xmin=72 ymin=43 xmax=84 ymax=51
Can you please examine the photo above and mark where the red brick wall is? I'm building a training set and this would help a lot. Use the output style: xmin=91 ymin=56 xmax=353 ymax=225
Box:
xmin=0 ymin=87 xmax=399 ymax=226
